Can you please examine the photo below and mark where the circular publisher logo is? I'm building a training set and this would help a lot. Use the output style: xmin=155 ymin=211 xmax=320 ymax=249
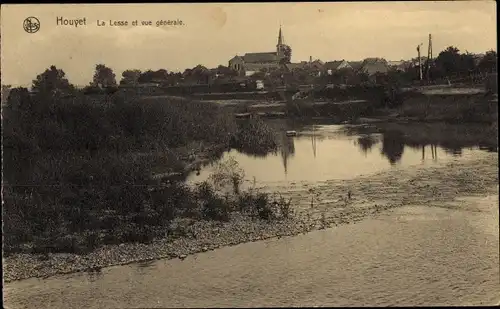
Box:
xmin=23 ymin=17 xmax=40 ymax=34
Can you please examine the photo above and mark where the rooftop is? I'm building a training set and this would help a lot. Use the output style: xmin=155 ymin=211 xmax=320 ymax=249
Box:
xmin=243 ymin=52 xmax=278 ymax=63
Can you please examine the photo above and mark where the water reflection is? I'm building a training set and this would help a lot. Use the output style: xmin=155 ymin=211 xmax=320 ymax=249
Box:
xmin=442 ymin=144 xmax=463 ymax=156
xmin=189 ymin=121 xmax=496 ymax=184
xmin=380 ymin=131 xmax=405 ymax=165
xmin=279 ymin=134 xmax=296 ymax=175
xmin=479 ymin=145 xmax=499 ymax=153
xmin=356 ymin=135 xmax=378 ymax=155
xmin=348 ymin=123 xmax=498 ymax=165
xmin=311 ymin=124 xmax=317 ymax=158
xmin=421 ymin=144 xmax=438 ymax=162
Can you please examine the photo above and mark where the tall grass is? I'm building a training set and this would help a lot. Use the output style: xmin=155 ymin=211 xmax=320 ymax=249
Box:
xmin=202 ymin=157 xmax=294 ymax=221
xmin=3 ymin=89 xmax=281 ymax=254
xmin=230 ymin=118 xmax=278 ymax=155
xmin=400 ymin=93 xmax=498 ymax=123
xmin=484 ymin=73 xmax=498 ymax=94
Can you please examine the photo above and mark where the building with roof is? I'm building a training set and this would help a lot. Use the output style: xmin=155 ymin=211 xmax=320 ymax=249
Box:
xmin=346 ymin=58 xmax=389 ymax=76
xmin=228 ymin=26 xmax=287 ymax=76
xmin=348 ymin=61 xmax=364 ymax=72
xmin=387 ymin=60 xmax=411 ymax=72
xmin=324 ymin=60 xmax=353 ymax=75
xmin=361 ymin=62 xmax=389 ymax=76
xmin=308 ymin=59 xmax=325 ymax=71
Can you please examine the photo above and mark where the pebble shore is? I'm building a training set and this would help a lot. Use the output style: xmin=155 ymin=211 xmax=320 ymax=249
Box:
xmin=4 ymin=151 xmax=498 ymax=283
xmin=3 ymin=202 xmax=399 ymax=283
xmin=3 ymin=213 xmax=310 ymax=283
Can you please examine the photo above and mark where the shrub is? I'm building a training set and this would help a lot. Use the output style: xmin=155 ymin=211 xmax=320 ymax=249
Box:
xmin=201 ymin=195 xmax=231 ymax=222
xmin=230 ymin=118 xmax=278 ymax=155
xmin=2 ymin=84 xmax=289 ymax=254
xmin=484 ymin=73 xmax=498 ymax=94
xmin=400 ymin=93 xmax=497 ymax=123
xmin=209 ymin=156 xmax=245 ymax=195
xmin=274 ymin=193 xmax=293 ymax=219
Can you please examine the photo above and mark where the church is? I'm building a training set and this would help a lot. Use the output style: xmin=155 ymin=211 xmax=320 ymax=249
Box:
xmin=228 ymin=26 xmax=287 ymax=76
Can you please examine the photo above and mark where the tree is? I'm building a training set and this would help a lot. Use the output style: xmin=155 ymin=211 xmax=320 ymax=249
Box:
xmin=291 ymin=67 xmax=312 ymax=84
xmin=137 ymin=69 xmax=169 ymax=84
xmin=347 ymin=71 xmax=370 ymax=85
xmin=434 ymin=46 xmax=462 ymax=77
xmin=459 ymin=51 xmax=476 ymax=73
xmin=478 ymin=50 xmax=497 ymax=73
xmin=32 ymin=65 xmax=74 ymax=94
xmin=328 ymin=67 xmax=355 ymax=84
xmin=215 ymin=65 xmax=238 ymax=78
xmin=92 ymin=64 xmax=117 ymax=88
xmin=280 ymin=45 xmax=292 ymax=64
xmin=362 ymin=58 xmax=388 ymax=65
xmin=183 ymin=65 xmax=212 ymax=84
xmin=165 ymin=72 xmax=183 ymax=86
xmin=2 ymin=84 xmax=12 ymax=104
xmin=6 ymin=87 xmax=31 ymax=110
xmin=138 ymin=70 xmax=154 ymax=83
xmin=120 ymin=69 xmax=142 ymax=85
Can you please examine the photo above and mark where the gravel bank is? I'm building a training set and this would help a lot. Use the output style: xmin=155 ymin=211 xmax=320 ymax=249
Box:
xmin=3 ymin=214 xmax=312 ymax=283
xmin=3 ymin=151 xmax=497 ymax=283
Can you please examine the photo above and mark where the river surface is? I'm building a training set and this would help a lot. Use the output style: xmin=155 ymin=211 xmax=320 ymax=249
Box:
xmin=4 ymin=191 xmax=498 ymax=308
xmin=188 ymin=120 xmax=497 ymax=186
xmin=4 ymin=121 xmax=498 ymax=308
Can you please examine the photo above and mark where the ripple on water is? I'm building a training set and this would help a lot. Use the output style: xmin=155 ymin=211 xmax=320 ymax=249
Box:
xmin=4 ymin=192 xmax=499 ymax=308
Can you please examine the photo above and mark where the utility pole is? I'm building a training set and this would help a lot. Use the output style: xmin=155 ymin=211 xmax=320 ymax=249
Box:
xmin=417 ymin=43 xmax=423 ymax=81
xmin=426 ymin=34 xmax=433 ymax=81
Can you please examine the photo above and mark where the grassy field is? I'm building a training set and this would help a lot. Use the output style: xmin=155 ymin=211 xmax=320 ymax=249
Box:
xmin=399 ymin=92 xmax=498 ymax=123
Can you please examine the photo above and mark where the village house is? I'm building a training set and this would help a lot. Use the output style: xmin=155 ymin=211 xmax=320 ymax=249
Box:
xmin=288 ymin=57 xmax=324 ymax=76
xmin=308 ymin=59 xmax=325 ymax=76
xmin=352 ymin=58 xmax=389 ymax=77
xmin=348 ymin=61 xmax=364 ymax=72
xmin=362 ymin=62 xmax=389 ymax=76
xmin=387 ymin=60 xmax=411 ymax=72
xmin=287 ymin=61 xmax=309 ymax=71
xmin=323 ymin=60 xmax=353 ymax=75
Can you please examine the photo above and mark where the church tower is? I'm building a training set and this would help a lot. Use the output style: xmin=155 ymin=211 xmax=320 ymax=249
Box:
xmin=276 ymin=26 xmax=285 ymax=61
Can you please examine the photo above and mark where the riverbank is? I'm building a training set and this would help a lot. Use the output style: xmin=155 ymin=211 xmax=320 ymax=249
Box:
xmin=4 ymin=149 xmax=497 ymax=283
xmin=223 ymin=90 xmax=497 ymax=126
xmin=5 ymin=190 xmax=497 ymax=308
xmin=3 ymin=92 xmax=281 ymax=260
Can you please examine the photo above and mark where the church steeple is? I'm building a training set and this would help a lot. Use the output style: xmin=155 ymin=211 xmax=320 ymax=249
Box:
xmin=277 ymin=25 xmax=283 ymax=47
xmin=276 ymin=25 xmax=284 ymax=60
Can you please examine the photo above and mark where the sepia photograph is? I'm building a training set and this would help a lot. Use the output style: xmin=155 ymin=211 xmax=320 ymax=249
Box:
xmin=1 ymin=2 xmax=498 ymax=308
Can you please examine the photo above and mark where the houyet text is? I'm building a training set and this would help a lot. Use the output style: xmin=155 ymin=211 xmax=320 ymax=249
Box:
xmin=56 ymin=17 xmax=87 ymax=27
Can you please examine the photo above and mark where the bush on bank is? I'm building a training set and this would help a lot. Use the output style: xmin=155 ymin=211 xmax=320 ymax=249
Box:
xmin=400 ymin=93 xmax=498 ymax=123
xmin=3 ymin=88 xmax=283 ymax=255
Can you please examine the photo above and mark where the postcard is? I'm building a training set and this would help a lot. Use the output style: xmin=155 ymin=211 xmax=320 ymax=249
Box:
xmin=2 ymin=2 xmax=498 ymax=308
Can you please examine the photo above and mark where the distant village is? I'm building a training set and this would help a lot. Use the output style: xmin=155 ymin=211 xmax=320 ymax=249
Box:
xmin=121 ymin=26 xmax=488 ymax=91
xmin=1 ymin=26 xmax=492 ymax=102
xmin=227 ymin=26 xmax=399 ymax=79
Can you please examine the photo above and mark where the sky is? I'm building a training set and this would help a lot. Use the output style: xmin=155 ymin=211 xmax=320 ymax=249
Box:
xmin=1 ymin=2 xmax=497 ymax=86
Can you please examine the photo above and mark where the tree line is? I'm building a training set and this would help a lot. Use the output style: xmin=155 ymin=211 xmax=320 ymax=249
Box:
xmin=5 ymin=44 xmax=496 ymax=100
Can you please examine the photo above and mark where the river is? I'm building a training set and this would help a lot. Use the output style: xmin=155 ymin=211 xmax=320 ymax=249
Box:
xmin=4 ymin=192 xmax=498 ymax=308
xmin=4 ymin=120 xmax=499 ymax=308
xmin=189 ymin=120 xmax=496 ymax=185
